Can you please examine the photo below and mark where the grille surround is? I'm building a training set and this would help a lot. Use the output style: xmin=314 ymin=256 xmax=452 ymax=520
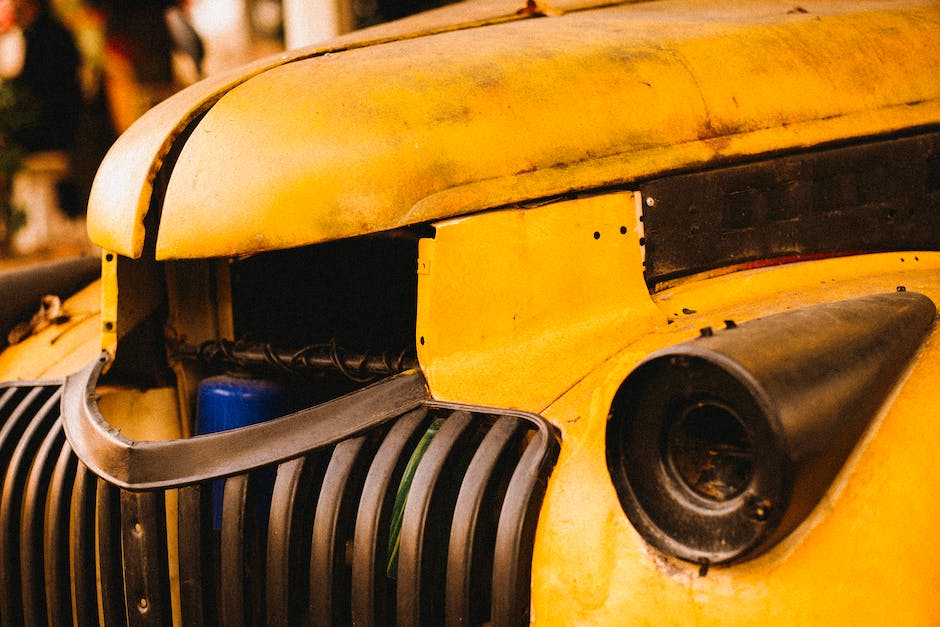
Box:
xmin=0 ymin=355 xmax=559 ymax=626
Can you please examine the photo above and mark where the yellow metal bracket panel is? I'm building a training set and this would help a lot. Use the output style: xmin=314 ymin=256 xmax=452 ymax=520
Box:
xmin=416 ymin=192 xmax=664 ymax=411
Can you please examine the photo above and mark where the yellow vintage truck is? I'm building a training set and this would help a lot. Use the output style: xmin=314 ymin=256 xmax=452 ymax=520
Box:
xmin=1 ymin=0 xmax=938 ymax=624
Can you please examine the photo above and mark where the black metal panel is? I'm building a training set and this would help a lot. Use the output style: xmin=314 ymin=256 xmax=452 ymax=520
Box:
xmin=0 ymin=370 xmax=560 ymax=626
xmin=640 ymin=132 xmax=940 ymax=286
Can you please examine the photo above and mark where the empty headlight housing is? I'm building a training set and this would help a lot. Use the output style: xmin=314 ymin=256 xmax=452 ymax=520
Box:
xmin=607 ymin=291 xmax=936 ymax=565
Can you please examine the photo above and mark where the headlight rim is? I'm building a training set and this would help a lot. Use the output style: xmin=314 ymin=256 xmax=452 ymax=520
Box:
xmin=606 ymin=346 xmax=791 ymax=565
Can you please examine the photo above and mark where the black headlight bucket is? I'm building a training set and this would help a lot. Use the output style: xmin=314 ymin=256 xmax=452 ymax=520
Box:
xmin=607 ymin=291 xmax=936 ymax=565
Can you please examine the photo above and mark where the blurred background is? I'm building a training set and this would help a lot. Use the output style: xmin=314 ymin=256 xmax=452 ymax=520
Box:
xmin=0 ymin=0 xmax=454 ymax=266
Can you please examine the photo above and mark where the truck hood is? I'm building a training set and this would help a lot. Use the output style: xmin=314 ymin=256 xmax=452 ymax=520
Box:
xmin=87 ymin=0 xmax=940 ymax=260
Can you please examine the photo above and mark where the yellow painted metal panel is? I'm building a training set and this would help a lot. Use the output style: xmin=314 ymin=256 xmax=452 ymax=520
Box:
xmin=86 ymin=60 xmax=280 ymax=258
xmin=0 ymin=280 xmax=102 ymax=380
xmin=153 ymin=0 xmax=939 ymax=259
xmin=85 ymin=0 xmax=545 ymax=258
xmin=417 ymin=192 xmax=664 ymax=411
xmin=531 ymin=252 xmax=940 ymax=624
xmin=100 ymin=251 xmax=165 ymax=367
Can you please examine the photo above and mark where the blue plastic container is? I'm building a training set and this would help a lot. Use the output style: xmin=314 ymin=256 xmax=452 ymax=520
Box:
xmin=196 ymin=374 xmax=288 ymax=529
xmin=196 ymin=374 xmax=288 ymax=434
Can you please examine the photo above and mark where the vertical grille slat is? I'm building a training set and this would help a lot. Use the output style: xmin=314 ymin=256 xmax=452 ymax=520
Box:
xmin=70 ymin=463 xmax=100 ymax=626
xmin=45 ymin=440 xmax=78 ymax=626
xmin=120 ymin=491 xmax=172 ymax=626
xmin=0 ymin=386 xmax=23 ymax=415
xmin=96 ymin=480 xmax=128 ymax=626
xmin=266 ymin=455 xmax=317 ymax=627
xmin=446 ymin=417 xmax=525 ymax=627
xmin=0 ymin=385 xmax=60 ymax=626
xmin=397 ymin=410 xmax=479 ymax=626
xmin=351 ymin=406 xmax=429 ymax=627
xmin=177 ymin=484 xmax=213 ymax=627
xmin=309 ymin=434 xmax=381 ymax=626
xmin=492 ymin=423 xmax=560 ymax=626
xmin=21 ymin=421 xmax=66 ymax=626
xmin=219 ymin=473 xmax=250 ymax=627
xmin=1 ymin=374 xmax=560 ymax=626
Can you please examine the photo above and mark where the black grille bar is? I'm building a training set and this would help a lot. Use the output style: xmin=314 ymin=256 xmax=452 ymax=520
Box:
xmin=397 ymin=410 xmax=477 ymax=625
xmin=70 ymin=463 xmax=99 ymax=625
xmin=44 ymin=440 xmax=76 ymax=626
xmin=266 ymin=456 xmax=313 ymax=626
xmin=0 ymin=359 xmax=560 ymax=625
xmin=121 ymin=490 xmax=172 ymax=626
xmin=310 ymin=434 xmax=378 ymax=626
xmin=220 ymin=474 xmax=247 ymax=626
xmin=21 ymin=420 xmax=65 ymax=626
xmin=177 ymin=484 xmax=212 ymax=627
xmin=351 ymin=406 xmax=429 ymax=627
xmin=448 ymin=417 xmax=525 ymax=626
xmin=97 ymin=479 xmax=126 ymax=625
xmin=0 ymin=384 xmax=60 ymax=626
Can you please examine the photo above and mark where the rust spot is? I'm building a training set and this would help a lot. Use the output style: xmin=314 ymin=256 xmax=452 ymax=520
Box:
xmin=516 ymin=0 xmax=540 ymax=16
xmin=515 ymin=0 xmax=561 ymax=17
xmin=697 ymin=118 xmax=740 ymax=152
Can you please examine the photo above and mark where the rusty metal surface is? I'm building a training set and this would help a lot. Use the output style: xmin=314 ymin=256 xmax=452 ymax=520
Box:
xmin=86 ymin=0 xmax=940 ymax=260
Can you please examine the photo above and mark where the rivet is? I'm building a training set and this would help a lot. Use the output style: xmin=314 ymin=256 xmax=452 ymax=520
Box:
xmin=750 ymin=497 xmax=773 ymax=522
xmin=645 ymin=196 xmax=655 ymax=207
